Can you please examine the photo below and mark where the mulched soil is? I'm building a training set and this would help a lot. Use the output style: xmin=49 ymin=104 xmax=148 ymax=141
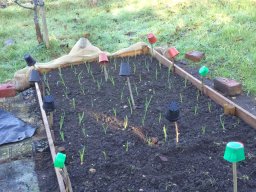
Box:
xmin=46 ymin=54 xmax=256 ymax=192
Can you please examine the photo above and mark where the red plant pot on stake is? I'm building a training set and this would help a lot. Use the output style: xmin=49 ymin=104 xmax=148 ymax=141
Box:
xmin=168 ymin=47 xmax=179 ymax=61
xmin=98 ymin=52 xmax=109 ymax=81
xmin=99 ymin=52 xmax=109 ymax=64
xmin=147 ymin=33 xmax=157 ymax=55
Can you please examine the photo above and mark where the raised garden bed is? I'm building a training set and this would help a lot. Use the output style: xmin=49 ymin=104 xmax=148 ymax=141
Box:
xmin=45 ymin=54 xmax=256 ymax=192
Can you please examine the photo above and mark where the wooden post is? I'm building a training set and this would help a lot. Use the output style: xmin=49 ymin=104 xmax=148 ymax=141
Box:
xmin=35 ymin=82 xmax=70 ymax=192
xmin=201 ymin=77 xmax=204 ymax=94
xmin=33 ymin=0 xmax=43 ymax=44
xmin=103 ymin=65 xmax=108 ymax=82
xmin=48 ymin=112 xmax=53 ymax=128
xmin=38 ymin=0 xmax=50 ymax=48
xmin=233 ymin=163 xmax=237 ymax=192
xmin=127 ymin=77 xmax=135 ymax=109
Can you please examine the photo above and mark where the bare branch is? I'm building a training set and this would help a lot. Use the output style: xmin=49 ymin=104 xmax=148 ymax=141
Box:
xmin=14 ymin=0 xmax=34 ymax=10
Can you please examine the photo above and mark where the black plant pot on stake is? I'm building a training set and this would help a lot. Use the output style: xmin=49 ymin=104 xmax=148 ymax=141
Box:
xmin=43 ymin=95 xmax=55 ymax=128
xmin=119 ymin=62 xmax=136 ymax=109
xmin=29 ymin=69 xmax=41 ymax=83
xmin=24 ymin=54 xmax=36 ymax=67
xmin=165 ymin=101 xmax=180 ymax=144
xmin=29 ymin=69 xmax=46 ymax=96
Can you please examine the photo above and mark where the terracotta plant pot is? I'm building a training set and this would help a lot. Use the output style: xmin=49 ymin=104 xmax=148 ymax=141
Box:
xmin=43 ymin=95 xmax=55 ymax=112
xmin=165 ymin=101 xmax=180 ymax=122
xmin=29 ymin=69 xmax=41 ymax=83
xmin=119 ymin=62 xmax=131 ymax=76
xmin=99 ymin=52 xmax=109 ymax=64
xmin=24 ymin=54 xmax=36 ymax=66
xmin=147 ymin=33 xmax=157 ymax=44
xmin=168 ymin=47 xmax=179 ymax=58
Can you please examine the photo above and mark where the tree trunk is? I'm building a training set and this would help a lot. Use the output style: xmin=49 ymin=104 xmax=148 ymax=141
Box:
xmin=33 ymin=0 xmax=43 ymax=44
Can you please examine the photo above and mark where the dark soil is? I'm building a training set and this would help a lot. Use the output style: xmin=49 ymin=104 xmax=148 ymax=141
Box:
xmin=46 ymin=54 xmax=256 ymax=192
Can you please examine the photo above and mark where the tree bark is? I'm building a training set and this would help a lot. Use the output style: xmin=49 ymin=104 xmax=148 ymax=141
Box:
xmin=33 ymin=0 xmax=43 ymax=44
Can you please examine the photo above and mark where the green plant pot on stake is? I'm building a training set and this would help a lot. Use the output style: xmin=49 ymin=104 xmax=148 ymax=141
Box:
xmin=54 ymin=152 xmax=66 ymax=168
xmin=224 ymin=142 xmax=245 ymax=192
xmin=198 ymin=66 xmax=209 ymax=94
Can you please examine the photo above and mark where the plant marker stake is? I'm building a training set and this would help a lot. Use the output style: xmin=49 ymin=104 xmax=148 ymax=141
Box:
xmin=43 ymin=95 xmax=55 ymax=128
xmin=224 ymin=142 xmax=245 ymax=192
xmin=174 ymin=121 xmax=179 ymax=143
xmin=165 ymin=101 xmax=180 ymax=144
xmin=119 ymin=62 xmax=136 ymax=109
xmin=127 ymin=77 xmax=135 ymax=109
xmin=168 ymin=47 xmax=179 ymax=73
xmin=198 ymin=66 xmax=209 ymax=94
xmin=99 ymin=52 xmax=109 ymax=82
xmin=147 ymin=33 xmax=157 ymax=56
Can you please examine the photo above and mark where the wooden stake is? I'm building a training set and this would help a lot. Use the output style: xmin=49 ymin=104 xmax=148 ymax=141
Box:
xmin=48 ymin=112 xmax=53 ymax=128
xmin=174 ymin=121 xmax=179 ymax=144
xmin=127 ymin=77 xmax=135 ymax=109
xmin=35 ymin=82 xmax=69 ymax=192
xmin=33 ymin=0 xmax=43 ymax=44
xmin=103 ymin=65 xmax=108 ymax=81
xmin=201 ymin=77 xmax=204 ymax=94
xmin=38 ymin=0 xmax=50 ymax=48
xmin=233 ymin=163 xmax=238 ymax=192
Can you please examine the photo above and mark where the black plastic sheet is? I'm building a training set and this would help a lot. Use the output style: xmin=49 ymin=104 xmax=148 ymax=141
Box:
xmin=0 ymin=109 xmax=36 ymax=145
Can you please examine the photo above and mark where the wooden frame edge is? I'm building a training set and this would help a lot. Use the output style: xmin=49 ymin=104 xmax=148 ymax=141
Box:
xmin=35 ymin=82 xmax=70 ymax=192
xmin=151 ymin=47 xmax=256 ymax=129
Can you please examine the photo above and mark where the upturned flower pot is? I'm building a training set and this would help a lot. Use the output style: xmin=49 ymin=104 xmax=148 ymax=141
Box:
xmin=165 ymin=101 xmax=180 ymax=122
xmin=168 ymin=47 xmax=179 ymax=58
xmin=147 ymin=33 xmax=157 ymax=44
xmin=24 ymin=54 xmax=36 ymax=66
xmin=224 ymin=142 xmax=245 ymax=163
xmin=29 ymin=69 xmax=41 ymax=83
xmin=43 ymin=95 xmax=55 ymax=112
xmin=199 ymin=66 xmax=209 ymax=77
xmin=54 ymin=152 xmax=66 ymax=168
xmin=99 ymin=52 xmax=109 ymax=64
xmin=119 ymin=62 xmax=131 ymax=76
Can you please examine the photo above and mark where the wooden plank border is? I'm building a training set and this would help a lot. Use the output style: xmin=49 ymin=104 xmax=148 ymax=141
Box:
xmin=35 ymin=82 xmax=70 ymax=192
xmin=151 ymin=47 xmax=256 ymax=129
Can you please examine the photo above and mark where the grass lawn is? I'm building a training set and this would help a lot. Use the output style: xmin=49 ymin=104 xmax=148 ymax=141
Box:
xmin=0 ymin=0 xmax=255 ymax=94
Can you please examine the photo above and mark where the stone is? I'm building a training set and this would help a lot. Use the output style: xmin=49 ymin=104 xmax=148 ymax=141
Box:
xmin=0 ymin=83 xmax=16 ymax=98
xmin=185 ymin=50 xmax=205 ymax=62
xmin=4 ymin=39 xmax=15 ymax=47
xmin=213 ymin=77 xmax=242 ymax=96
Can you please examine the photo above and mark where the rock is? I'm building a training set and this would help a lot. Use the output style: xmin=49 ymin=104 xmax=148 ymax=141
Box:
xmin=185 ymin=50 xmax=205 ymax=62
xmin=213 ymin=77 xmax=242 ymax=96
xmin=158 ymin=155 xmax=168 ymax=161
xmin=89 ymin=168 xmax=96 ymax=174
xmin=4 ymin=39 xmax=15 ymax=47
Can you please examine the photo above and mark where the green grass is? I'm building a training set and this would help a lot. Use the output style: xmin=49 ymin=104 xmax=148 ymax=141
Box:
xmin=0 ymin=0 xmax=256 ymax=94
